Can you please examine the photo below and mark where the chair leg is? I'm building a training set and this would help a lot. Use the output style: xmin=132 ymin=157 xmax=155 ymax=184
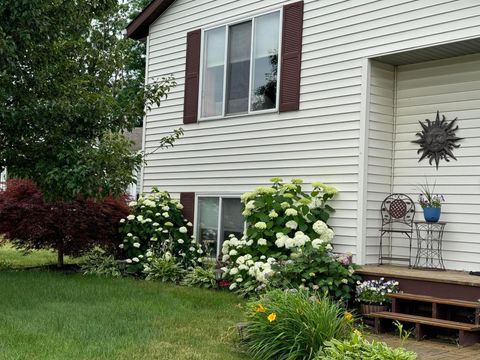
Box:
xmin=379 ymin=232 xmax=384 ymax=265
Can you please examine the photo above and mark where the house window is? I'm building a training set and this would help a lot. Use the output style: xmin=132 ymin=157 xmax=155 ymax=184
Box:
xmin=200 ymin=10 xmax=281 ymax=119
xmin=196 ymin=196 xmax=244 ymax=258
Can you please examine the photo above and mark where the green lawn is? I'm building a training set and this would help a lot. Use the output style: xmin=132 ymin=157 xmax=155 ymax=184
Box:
xmin=0 ymin=243 xmax=81 ymax=269
xmin=0 ymin=246 xmax=247 ymax=360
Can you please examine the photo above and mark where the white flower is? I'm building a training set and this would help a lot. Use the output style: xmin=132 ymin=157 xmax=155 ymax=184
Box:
xmin=146 ymin=250 xmax=153 ymax=257
xmin=153 ymin=222 xmax=159 ymax=227
xmin=187 ymin=222 xmax=193 ymax=227
xmin=254 ymin=222 xmax=267 ymax=230
xmin=178 ymin=239 xmax=184 ymax=244
xmin=236 ymin=277 xmax=243 ymax=283
xmin=341 ymin=278 xmax=348 ymax=284
xmin=176 ymin=203 xmax=184 ymax=210
xmin=132 ymin=257 xmax=140 ymax=262
xmin=275 ymin=237 xmax=285 ymax=248
xmin=260 ymin=255 xmax=266 ymax=260
xmin=320 ymin=228 xmax=334 ymax=242
xmin=229 ymin=283 xmax=238 ymax=290
xmin=326 ymin=243 xmax=333 ymax=250
xmin=151 ymin=237 xmax=158 ymax=241
xmin=230 ymin=267 xmax=239 ymax=275
xmin=144 ymin=200 xmax=156 ymax=207
xmin=126 ymin=259 xmax=132 ymax=263
xmin=245 ymin=200 xmax=256 ymax=210
xmin=133 ymin=242 xmax=140 ymax=248
xmin=242 ymin=209 xmax=252 ymax=216
xmin=128 ymin=201 xmax=137 ymax=207
xmin=229 ymin=249 xmax=238 ymax=256
xmin=179 ymin=226 xmax=188 ymax=234
xmin=269 ymin=210 xmax=278 ymax=218
xmin=138 ymin=255 xmax=144 ymax=259
xmin=164 ymin=252 xmax=172 ymax=260
xmin=313 ymin=220 xmax=328 ymax=235
xmin=222 ymin=255 xmax=230 ymax=262
xmin=285 ymin=237 xmax=295 ymax=249
xmin=258 ymin=238 xmax=267 ymax=246
xmin=197 ymin=249 xmax=203 ymax=254
xmin=281 ymin=202 xmax=290 ymax=209
xmin=285 ymin=220 xmax=298 ymax=230
xmin=189 ymin=247 xmax=195 ymax=251
xmin=127 ymin=215 xmax=135 ymax=220
xmin=285 ymin=208 xmax=298 ymax=216
xmin=118 ymin=244 xmax=124 ymax=249
xmin=162 ymin=206 xmax=170 ymax=211
xmin=145 ymin=218 xmax=152 ymax=223
xmin=312 ymin=284 xmax=319 ymax=290
xmin=119 ymin=219 xmax=125 ymax=223
xmin=127 ymin=233 xmax=133 ymax=237
xmin=311 ymin=238 xmax=323 ymax=249
xmin=162 ymin=212 xmax=169 ymax=218
xmin=155 ymin=212 xmax=161 ymax=216
xmin=136 ymin=215 xmax=144 ymax=222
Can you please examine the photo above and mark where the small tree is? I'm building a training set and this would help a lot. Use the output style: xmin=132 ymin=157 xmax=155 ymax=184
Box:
xmin=0 ymin=179 xmax=130 ymax=267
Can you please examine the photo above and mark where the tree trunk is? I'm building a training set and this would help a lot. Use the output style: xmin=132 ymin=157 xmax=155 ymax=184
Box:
xmin=57 ymin=247 xmax=64 ymax=268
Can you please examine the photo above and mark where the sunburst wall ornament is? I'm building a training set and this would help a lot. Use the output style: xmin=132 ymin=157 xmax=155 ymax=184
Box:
xmin=412 ymin=110 xmax=463 ymax=170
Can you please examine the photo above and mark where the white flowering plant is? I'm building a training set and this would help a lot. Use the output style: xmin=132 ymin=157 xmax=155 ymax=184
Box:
xmin=221 ymin=178 xmax=358 ymax=299
xmin=119 ymin=188 xmax=203 ymax=274
xmin=355 ymin=278 xmax=400 ymax=305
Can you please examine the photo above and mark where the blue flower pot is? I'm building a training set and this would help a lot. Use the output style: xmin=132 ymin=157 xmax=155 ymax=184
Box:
xmin=423 ymin=207 xmax=441 ymax=222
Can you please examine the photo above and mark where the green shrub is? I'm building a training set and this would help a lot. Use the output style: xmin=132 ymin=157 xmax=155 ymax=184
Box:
xmin=243 ymin=289 xmax=352 ymax=360
xmin=81 ymin=248 xmax=122 ymax=277
xmin=119 ymin=188 xmax=203 ymax=273
xmin=317 ymin=331 xmax=417 ymax=360
xmin=221 ymin=178 xmax=357 ymax=299
xmin=143 ymin=253 xmax=184 ymax=283
xmin=182 ymin=265 xmax=217 ymax=289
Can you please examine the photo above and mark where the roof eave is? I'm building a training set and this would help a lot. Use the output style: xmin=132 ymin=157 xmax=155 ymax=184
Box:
xmin=126 ymin=0 xmax=176 ymax=40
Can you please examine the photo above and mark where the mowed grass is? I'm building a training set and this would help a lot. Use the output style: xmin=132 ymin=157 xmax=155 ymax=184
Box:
xmin=0 ymin=272 xmax=246 ymax=360
xmin=0 ymin=243 xmax=81 ymax=268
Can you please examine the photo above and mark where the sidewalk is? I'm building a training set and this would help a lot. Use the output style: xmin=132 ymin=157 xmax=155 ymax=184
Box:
xmin=367 ymin=333 xmax=480 ymax=360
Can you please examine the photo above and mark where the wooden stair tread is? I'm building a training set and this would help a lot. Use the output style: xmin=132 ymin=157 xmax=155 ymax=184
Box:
xmin=387 ymin=293 xmax=480 ymax=308
xmin=371 ymin=312 xmax=480 ymax=331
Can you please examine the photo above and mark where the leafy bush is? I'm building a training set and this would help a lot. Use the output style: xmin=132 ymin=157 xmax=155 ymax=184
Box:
xmin=244 ymin=289 xmax=352 ymax=360
xmin=143 ymin=252 xmax=184 ymax=282
xmin=317 ymin=331 xmax=417 ymax=360
xmin=119 ymin=188 xmax=203 ymax=273
xmin=81 ymin=248 xmax=122 ymax=277
xmin=182 ymin=264 xmax=217 ymax=289
xmin=0 ymin=179 xmax=129 ymax=267
xmin=221 ymin=178 xmax=357 ymax=299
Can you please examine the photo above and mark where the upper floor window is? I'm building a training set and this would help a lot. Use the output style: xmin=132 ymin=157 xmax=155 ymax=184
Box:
xmin=200 ymin=11 xmax=281 ymax=119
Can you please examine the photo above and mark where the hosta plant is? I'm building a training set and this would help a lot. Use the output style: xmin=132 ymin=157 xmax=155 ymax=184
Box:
xmin=119 ymin=188 xmax=204 ymax=273
xmin=221 ymin=178 xmax=357 ymax=299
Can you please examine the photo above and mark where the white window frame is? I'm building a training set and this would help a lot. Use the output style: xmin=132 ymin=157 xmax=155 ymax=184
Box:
xmin=198 ymin=8 xmax=283 ymax=121
xmin=194 ymin=194 xmax=245 ymax=258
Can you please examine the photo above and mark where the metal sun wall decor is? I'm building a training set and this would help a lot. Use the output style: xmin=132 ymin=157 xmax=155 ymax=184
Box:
xmin=412 ymin=110 xmax=463 ymax=170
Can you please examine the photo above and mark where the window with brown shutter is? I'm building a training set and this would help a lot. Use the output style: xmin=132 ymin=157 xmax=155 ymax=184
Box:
xmin=186 ymin=1 xmax=304 ymax=120
xmin=183 ymin=30 xmax=201 ymax=124
xmin=279 ymin=1 xmax=304 ymax=112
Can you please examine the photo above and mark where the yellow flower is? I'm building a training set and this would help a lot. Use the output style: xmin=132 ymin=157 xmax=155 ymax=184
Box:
xmin=353 ymin=329 xmax=362 ymax=337
xmin=256 ymin=304 xmax=266 ymax=313
xmin=267 ymin=312 xmax=277 ymax=322
xmin=344 ymin=312 xmax=353 ymax=322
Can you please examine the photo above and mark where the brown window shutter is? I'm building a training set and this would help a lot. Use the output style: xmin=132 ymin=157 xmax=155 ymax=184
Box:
xmin=183 ymin=29 xmax=201 ymax=124
xmin=180 ymin=192 xmax=195 ymax=228
xmin=279 ymin=1 xmax=304 ymax=112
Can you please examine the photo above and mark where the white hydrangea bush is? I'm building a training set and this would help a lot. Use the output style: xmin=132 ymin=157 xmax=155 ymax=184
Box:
xmin=221 ymin=178 xmax=357 ymax=297
xmin=119 ymin=188 xmax=203 ymax=273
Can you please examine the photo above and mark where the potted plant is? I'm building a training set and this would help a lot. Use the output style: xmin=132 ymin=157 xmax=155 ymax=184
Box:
xmin=356 ymin=278 xmax=399 ymax=316
xmin=418 ymin=180 xmax=444 ymax=222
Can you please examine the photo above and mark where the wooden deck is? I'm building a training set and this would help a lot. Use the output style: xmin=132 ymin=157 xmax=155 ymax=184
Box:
xmin=357 ymin=265 xmax=480 ymax=287
xmin=356 ymin=265 xmax=480 ymax=301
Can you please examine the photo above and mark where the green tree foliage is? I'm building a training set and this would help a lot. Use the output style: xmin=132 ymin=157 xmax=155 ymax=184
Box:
xmin=0 ymin=0 xmax=178 ymax=201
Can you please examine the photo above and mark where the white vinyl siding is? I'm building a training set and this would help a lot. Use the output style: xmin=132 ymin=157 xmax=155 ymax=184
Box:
xmin=392 ymin=53 xmax=480 ymax=271
xmin=365 ymin=61 xmax=395 ymax=264
xmin=143 ymin=0 xmax=480 ymax=263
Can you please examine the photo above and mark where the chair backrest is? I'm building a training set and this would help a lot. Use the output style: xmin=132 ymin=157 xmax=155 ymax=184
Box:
xmin=381 ymin=193 xmax=415 ymax=228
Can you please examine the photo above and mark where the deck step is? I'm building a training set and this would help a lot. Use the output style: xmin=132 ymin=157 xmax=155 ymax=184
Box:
xmin=387 ymin=293 xmax=480 ymax=308
xmin=370 ymin=312 xmax=480 ymax=331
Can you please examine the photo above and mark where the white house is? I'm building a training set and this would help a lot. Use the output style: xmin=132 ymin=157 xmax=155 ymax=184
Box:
xmin=127 ymin=0 xmax=480 ymax=272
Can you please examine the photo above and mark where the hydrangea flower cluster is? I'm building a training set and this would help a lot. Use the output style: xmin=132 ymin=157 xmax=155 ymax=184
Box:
xmin=119 ymin=188 xmax=203 ymax=273
xmin=355 ymin=278 xmax=400 ymax=305
xmin=221 ymin=178 xmax=358 ymax=296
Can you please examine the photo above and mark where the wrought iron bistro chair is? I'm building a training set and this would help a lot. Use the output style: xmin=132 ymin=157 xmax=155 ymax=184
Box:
xmin=378 ymin=194 xmax=415 ymax=267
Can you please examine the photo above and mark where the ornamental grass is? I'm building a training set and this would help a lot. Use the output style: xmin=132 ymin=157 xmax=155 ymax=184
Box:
xmin=243 ymin=289 xmax=352 ymax=360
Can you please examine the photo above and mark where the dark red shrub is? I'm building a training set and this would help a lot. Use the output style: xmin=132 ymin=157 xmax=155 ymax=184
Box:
xmin=0 ymin=179 xmax=129 ymax=266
